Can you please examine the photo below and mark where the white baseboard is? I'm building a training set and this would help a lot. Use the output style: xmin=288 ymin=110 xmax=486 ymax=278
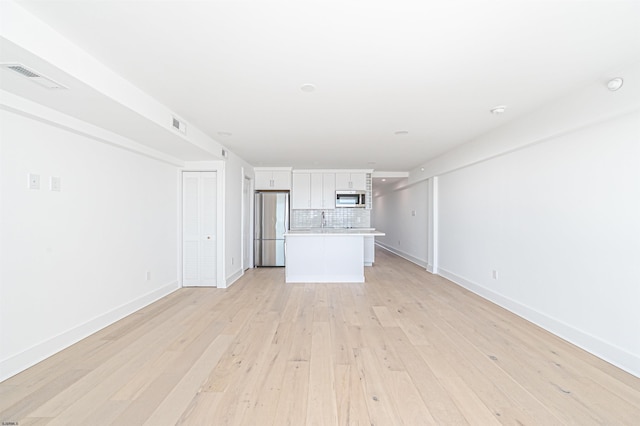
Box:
xmin=375 ymin=243 xmax=429 ymax=269
xmin=225 ymin=268 xmax=244 ymax=288
xmin=0 ymin=281 xmax=180 ymax=382
xmin=437 ymin=268 xmax=640 ymax=378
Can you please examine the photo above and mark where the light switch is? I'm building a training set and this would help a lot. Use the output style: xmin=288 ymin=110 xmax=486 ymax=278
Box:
xmin=28 ymin=173 xmax=40 ymax=190
xmin=50 ymin=176 xmax=61 ymax=191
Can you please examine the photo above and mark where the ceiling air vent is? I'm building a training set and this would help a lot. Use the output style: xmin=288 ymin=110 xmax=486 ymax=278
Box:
xmin=1 ymin=63 xmax=67 ymax=89
xmin=171 ymin=116 xmax=187 ymax=134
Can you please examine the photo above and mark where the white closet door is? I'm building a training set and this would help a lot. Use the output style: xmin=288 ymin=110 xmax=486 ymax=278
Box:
xmin=183 ymin=171 xmax=217 ymax=287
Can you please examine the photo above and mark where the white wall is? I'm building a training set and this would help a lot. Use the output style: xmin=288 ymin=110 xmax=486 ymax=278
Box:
xmin=372 ymin=180 xmax=429 ymax=267
xmin=0 ymin=108 xmax=180 ymax=381
xmin=223 ymin=152 xmax=254 ymax=287
xmin=374 ymin=68 xmax=640 ymax=375
xmin=437 ymin=110 xmax=640 ymax=375
xmin=0 ymin=1 xmax=254 ymax=379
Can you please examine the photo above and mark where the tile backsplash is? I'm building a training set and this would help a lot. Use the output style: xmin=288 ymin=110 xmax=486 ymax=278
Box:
xmin=291 ymin=209 xmax=371 ymax=229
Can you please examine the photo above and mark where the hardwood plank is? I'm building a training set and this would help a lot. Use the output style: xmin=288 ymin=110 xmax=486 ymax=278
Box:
xmin=72 ymin=400 xmax=130 ymax=426
xmin=385 ymin=370 xmax=437 ymax=424
xmin=11 ymin=418 xmax=52 ymax=426
xmin=382 ymin=327 xmax=469 ymax=424
xmin=142 ymin=334 xmax=234 ymax=425
xmin=334 ymin=364 xmax=372 ymax=426
xmin=176 ymin=391 xmax=223 ymax=425
xmin=372 ymin=305 xmax=397 ymax=328
xmin=235 ymin=323 xmax=293 ymax=425
xmin=352 ymin=347 xmax=401 ymax=424
xmin=0 ymin=369 xmax=90 ymax=421
xmin=306 ymin=322 xmax=338 ymax=425
xmin=200 ymin=313 xmax=281 ymax=425
xmin=416 ymin=342 xmax=501 ymax=425
xmin=271 ymin=361 xmax=310 ymax=426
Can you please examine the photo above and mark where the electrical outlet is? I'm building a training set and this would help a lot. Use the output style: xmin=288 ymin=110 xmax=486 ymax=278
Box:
xmin=492 ymin=270 xmax=498 ymax=280
xmin=231 ymin=257 xmax=234 ymax=265
xmin=145 ymin=271 xmax=151 ymax=281
xmin=411 ymin=210 xmax=416 ymax=216
xmin=28 ymin=173 xmax=40 ymax=190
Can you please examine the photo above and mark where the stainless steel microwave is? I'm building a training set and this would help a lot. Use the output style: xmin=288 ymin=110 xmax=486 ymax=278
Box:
xmin=336 ymin=190 xmax=366 ymax=208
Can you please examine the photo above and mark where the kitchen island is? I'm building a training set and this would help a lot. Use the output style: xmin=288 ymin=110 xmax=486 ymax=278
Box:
xmin=284 ymin=229 xmax=385 ymax=283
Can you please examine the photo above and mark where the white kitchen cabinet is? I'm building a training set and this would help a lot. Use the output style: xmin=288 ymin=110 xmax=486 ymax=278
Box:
xmin=364 ymin=236 xmax=375 ymax=266
xmin=310 ymin=173 xmax=323 ymax=209
xmin=335 ymin=172 xmax=366 ymax=190
xmin=255 ymin=168 xmax=291 ymax=190
xmin=311 ymin=173 xmax=336 ymax=209
xmin=321 ymin=173 xmax=336 ymax=209
xmin=292 ymin=173 xmax=311 ymax=209
xmin=294 ymin=172 xmax=336 ymax=210
xmin=284 ymin=229 xmax=385 ymax=282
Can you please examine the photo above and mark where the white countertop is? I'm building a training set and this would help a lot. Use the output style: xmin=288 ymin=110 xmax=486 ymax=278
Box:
xmin=284 ymin=228 xmax=385 ymax=237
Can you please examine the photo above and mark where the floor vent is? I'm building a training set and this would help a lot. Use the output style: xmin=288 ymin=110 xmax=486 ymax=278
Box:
xmin=1 ymin=63 xmax=67 ymax=89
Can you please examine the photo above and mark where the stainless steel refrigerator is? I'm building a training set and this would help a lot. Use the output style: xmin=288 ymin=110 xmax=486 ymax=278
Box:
xmin=254 ymin=191 xmax=289 ymax=266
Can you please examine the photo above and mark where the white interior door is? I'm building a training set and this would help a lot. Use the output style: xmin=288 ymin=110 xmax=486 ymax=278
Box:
xmin=183 ymin=171 xmax=217 ymax=287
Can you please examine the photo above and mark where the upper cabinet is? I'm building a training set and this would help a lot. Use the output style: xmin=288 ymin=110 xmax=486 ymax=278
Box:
xmin=287 ymin=168 xmax=372 ymax=210
xmin=292 ymin=173 xmax=311 ymax=209
xmin=293 ymin=172 xmax=336 ymax=209
xmin=335 ymin=172 xmax=366 ymax=190
xmin=254 ymin=167 xmax=292 ymax=190
xmin=312 ymin=173 xmax=336 ymax=209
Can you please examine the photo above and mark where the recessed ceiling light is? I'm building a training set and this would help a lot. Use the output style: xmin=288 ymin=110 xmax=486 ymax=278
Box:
xmin=300 ymin=83 xmax=316 ymax=92
xmin=607 ymin=77 xmax=624 ymax=91
xmin=490 ymin=105 xmax=506 ymax=115
xmin=381 ymin=178 xmax=387 ymax=182
xmin=394 ymin=130 xmax=409 ymax=135
xmin=217 ymin=131 xmax=232 ymax=137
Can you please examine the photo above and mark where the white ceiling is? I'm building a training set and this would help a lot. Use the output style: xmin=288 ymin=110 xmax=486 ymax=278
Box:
xmin=8 ymin=0 xmax=640 ymax=170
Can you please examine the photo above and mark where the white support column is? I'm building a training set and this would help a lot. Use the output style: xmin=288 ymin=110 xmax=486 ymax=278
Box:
xmin=427 ymin=176 xmax=439 ymax=274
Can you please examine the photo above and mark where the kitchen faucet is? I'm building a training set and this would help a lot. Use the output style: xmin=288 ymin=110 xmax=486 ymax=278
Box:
xmin=321 ymin=211 xmax=326 ymax=228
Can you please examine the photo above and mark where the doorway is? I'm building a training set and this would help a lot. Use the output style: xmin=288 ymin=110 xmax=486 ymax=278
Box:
xmin=182 ymin=171 xmax=217 ymax=287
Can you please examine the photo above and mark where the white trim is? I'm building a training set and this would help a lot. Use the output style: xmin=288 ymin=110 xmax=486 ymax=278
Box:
xmin=0 ymin=281 xmax=180 ymax=382
xmin=0 ymin=90 xmax=184 ymax=167
xmin=376 ymin=243 xmax=428 ymax=269
xmin=225 ymin=269 xmax=244 ymax=288
xmin=437 ymin=267 xmax=640 ymax=378
xmin=179 ymin=165 xmax=225 ymax=288
xmin=241 ymin=172 xmax=254 ymax=271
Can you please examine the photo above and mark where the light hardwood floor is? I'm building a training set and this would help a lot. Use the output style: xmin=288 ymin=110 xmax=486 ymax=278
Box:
xmin=2 ymin=249 xmax=639 ymax=425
